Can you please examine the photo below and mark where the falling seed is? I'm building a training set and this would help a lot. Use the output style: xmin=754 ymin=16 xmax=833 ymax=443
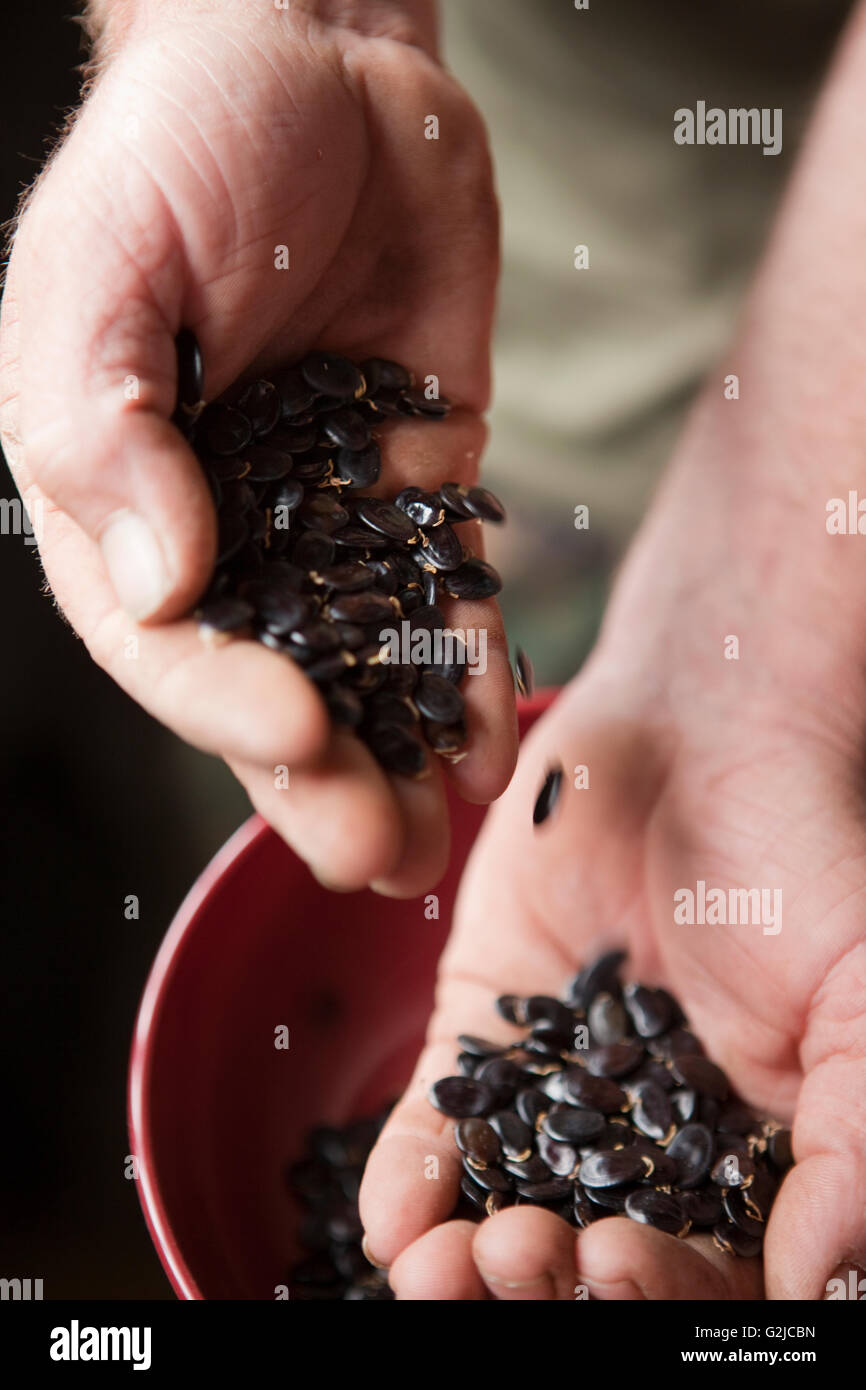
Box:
xmin=533 ymin=766 xmax=563 ymax=825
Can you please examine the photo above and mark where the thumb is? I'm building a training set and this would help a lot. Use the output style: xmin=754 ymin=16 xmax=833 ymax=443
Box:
xmin=764 ymin=1051 xmax=866 ymax=1300
xmin=5 ymin=139 xmax=214 ymax=622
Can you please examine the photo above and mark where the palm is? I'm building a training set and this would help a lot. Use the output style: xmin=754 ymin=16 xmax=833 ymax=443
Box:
xmin=362 ymin=662 xmax=866 ymax=1298
xmin=1 ymin=13 xmax=514 ymax=893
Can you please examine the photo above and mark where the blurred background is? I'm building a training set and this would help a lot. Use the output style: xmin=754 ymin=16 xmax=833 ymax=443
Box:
xmin=0 ymin=0 xmax=852 ymax=1298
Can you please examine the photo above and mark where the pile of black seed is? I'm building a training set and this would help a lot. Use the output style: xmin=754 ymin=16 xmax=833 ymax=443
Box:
xmin=172 ymin=334 xmax=506 ymax=777
xmin=430 ymin=951 xmax=793 ymax=1257
xmin=285 ymin=1105 xmax=395 ymax=1300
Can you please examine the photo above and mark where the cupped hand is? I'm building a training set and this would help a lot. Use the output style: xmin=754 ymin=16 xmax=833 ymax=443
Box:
xmin=361 ymin=503 xmax=866 ymax=1297
xmin=0 ymin=2 xmax=516 ymax=893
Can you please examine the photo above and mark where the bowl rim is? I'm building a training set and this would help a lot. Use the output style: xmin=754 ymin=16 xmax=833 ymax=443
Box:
xmin=127 ymin=688 xmax=556 ymax=1299
xmin=127 ymin=812 xmax=267 ymax=1300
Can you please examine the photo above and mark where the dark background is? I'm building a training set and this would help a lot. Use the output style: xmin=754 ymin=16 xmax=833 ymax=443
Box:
xmin=0 ymin=3 xmax=251 ymax=1299
xmin=0 ymin=0 xmax=853 ymax=1299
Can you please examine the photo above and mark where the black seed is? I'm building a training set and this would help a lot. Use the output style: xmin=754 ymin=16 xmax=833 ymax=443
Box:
xmin=400 ymin=387 xmax=451 ymax=417
xmin=722 ymin=1188 xmax=764 ymax=1239
xmin=175 ymin=328 xmax=204 ymax=410
xmin=525 ymin=996 xmax=574 ymax=1032
xmin=474 ymin=1057 xmax=522 ymax=1106
xmin=444 ymin=558 xmax=502 ymax=600
xmin=305 ymin=653 xmax=354 ymax=684
xmin=642 ymin=1150 xmax=680 ymax=1189
xmin=314 ymin=561 xmax=376 ymax=593
xmin=298 ymin=494 xmax=350 ymax=533
xmin=585 ymin=1040 xmax=645 ymax=1079
xmin=292 ymin=531 xmax=336 ymax=570
xmin=424 ymin=719 xmax=468 ymax=757
xmin=408 ymin=603 xmax=445 ymax=633
xmin=565 ymin=949 xmax=627 ymax=1010
xmin=463 ymin=485 xmax=506 ymax=524
xmin=274 ymin=366 xmax=318 ymax=418
xmin=332 ymin=525 xmax=390 ymax=550
xmin=711 ymin=1151 xmax=756 ymax=1188
xmin=419 ymin=522 xmax=462 ymax=571
xmin=461 ymin=1157 xmax=512 ymax=1192
xmin=429 ymin=1076 xmax=494 ymax=1119
xmin=515 ymin=1178 xmax=572 ymax=1203
xmin=537 ymin=1133 xmax=578 ymax=1177
xmin=334 ymin=442 xmax=381 ymax=488
xmin=325 ymin=685 xmax=364 ymax=726
xmin=460 ymin=1174 xmax=488 ymax=1212
xmin=254 ymin=591 xmax=316 ymax=637
xmin=542 ymin=1104 xmax=605 ymax=1144
xmin=671 ymin=1055 xmax=729 ymax=1101
xmin=623 ymin=983 xmax=673 ymax=1039
xmin=423 ymin=634 xmax=468 ymax=683
xmin=650 ymin=1028 xmax=704 ymax=1060
xmin=216 ymin=511 xmax=249 ymax=562
xmin=395 ymin=487 xmax=444 ymax=527
xmin=438 ymin=482 xmax=476 ymax=520
xmin=632 ymin=1058 xmax=676 ymax=1092
xmin=354 ymin=497 xmax=418 ymax=543
xmin=456 ymin=1035 xmax=506 ymax=1059
xmin=574 ymin=1188 xmax=601 ymax=1227
xmin=301 ymin=351 xmax=365 ymax=401
xmin=625 ymin=1189 xmax=689 ymax=1235
xmin=767 ymin=1128 xmax=794 ymax=1171
xmin=328 ymin=591 xmax=396 ymax=625
xmin=672 ymin=1088 xmax=699 ymax=1124
xmin=489 ymin=1111 xmax=533 ymax=1159
xmin=712 ymin=1221 xmax=763 ymax=1258
xmin=196 ymin=596 xmax=254 ymax=632
xmin=495 ymin=994 xmax=527 ymax=1026
xmin=680 ymin=1188 xmax=724 ymax=1228
xmin=588 ymin=992 xmax=628 ymax=1045
xmin=504 ymin=1154 xmax=551 ymax=1183
xmin=667 ymin=1122 xmax=714 ymax=1189
xmin=289 ymin=619 xmax=341 ymax=654
xmin=292 ymin=454 xmax=332 ymax=484
xmin=628 ymin=1080 xmax=674 ymax=1142
xmin=273 ymin=422 xmax=319 ymax=454
xmin=366 ymin=722 xmax=426 ymax=777
xmin=579 ymin=1148 xmax=649 ymax=1188
xmin=414 ymin=673 xmax=465 ymax=724
xmin=237 ymin=379 xmax=281 ymax=436
xmin=514 ymin=647 xmax=535 ymax=698
xmin=533 ymin=1070 xmax=570 ymax=1101
xmin=533 ymin=766 xmax=563 ymax=826
xmin=201 ymin=403 xmax=253 ymax=456
xmin=563 ymin=1070 xmax=628 ymax=1114
xmin=270 ymin=478 xmax=305 ymax=514
xmin=321 ymin=407 xmax=370 ymax=451
xmin=515 ymin=1089 xmax=548 ymax=1128
xmin=585 ymin=1184 xmax=633 ymax=1212
xmin=362 ymin=357 xmax=411 ymax=393
xmin=454 ymin=1117 xmax=501 ymax=1166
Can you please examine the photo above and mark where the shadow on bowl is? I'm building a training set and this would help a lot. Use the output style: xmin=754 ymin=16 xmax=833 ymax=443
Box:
xmin=128 ymin=691 xmax=553 ymax=1299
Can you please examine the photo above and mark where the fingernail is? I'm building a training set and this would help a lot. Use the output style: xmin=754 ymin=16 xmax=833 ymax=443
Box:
xmin=100 ymin=510 xmax=171 ymax=620
xmin=477 ymin=1266 xmax=556 ymax=1299
xmin=583 ymin=1275 xmax=644 ymax=1300
xmin=361 ymin=1234 xmax=389 ymax=1270
xmin=824 ymin=1262 xmax=866 ymax=1300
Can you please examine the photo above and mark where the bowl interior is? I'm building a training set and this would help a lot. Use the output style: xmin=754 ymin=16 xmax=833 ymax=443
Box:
xmin=129 ymin=694 xmax=551 ymax=1299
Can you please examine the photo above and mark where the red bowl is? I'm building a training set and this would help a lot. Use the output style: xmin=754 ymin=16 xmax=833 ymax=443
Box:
xmin=128 ymin=691 xmax=554 ymax=1299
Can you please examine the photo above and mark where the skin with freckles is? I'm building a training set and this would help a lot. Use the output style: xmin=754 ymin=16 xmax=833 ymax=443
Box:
xmin=0 ymin=3 xmax=516 ymax=894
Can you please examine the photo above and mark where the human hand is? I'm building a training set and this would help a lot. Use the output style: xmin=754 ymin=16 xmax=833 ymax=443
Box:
xmin=0 ymin=0 xmax=516 ymax=893
xmin=360 ymin=436 xmax=866 ymax=1297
